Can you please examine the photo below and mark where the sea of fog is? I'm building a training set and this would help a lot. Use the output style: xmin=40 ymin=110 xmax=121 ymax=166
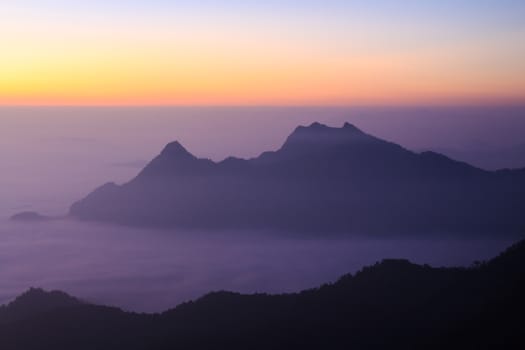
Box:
xmin=0 ymin=106 xmax=523 ymax=312
xmin=0 ymin=220 xmax=513 ymax=312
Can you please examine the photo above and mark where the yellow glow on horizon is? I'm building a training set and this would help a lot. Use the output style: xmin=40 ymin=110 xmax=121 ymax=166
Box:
xmin=1 ymin=10 xmax=524 ymax=106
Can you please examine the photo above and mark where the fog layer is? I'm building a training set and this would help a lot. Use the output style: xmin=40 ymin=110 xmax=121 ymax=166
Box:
xmin=0 ymin=220 xmax=512 ymax=312
xmin=0 ymin=106 xmax=521 ymax=312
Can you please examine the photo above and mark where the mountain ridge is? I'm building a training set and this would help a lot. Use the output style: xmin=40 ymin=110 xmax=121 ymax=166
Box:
xmin=0 ymin=288 xmax=83 ymax=324
xmin=0 ymin=239 xmax=524 ymax=349
xmin=68 ymin=122 xmax=525 ymax=235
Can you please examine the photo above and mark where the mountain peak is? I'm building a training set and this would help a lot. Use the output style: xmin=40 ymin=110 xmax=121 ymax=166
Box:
xmin=308 ymin=122 xmax=328 ymax=129
xmin=134 ymin=140 xmax=213 ymax=179
xmin=0 ymin=288 xmax=83 ymax=324
xmin=10 ymin=288 xmax=81 ymax=306
xmin=293 ymin=122 xmax=363 ymax=134
xmin=343 ymin=122 xmax=361 ymax=132
xmin=293 ymin=122 xmax=329 ymax=133
xmin=282 ymin=121 xmax=370 ymax=152
xmin=160 ymin=141 xmax=194 ymax=159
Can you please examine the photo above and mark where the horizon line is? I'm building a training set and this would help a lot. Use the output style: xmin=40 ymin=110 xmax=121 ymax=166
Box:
xmin=1 ymin=102 xmax=525 ymax=109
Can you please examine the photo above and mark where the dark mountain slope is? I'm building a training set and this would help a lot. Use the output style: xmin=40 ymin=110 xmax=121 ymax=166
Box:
xmin=0 ymin=288 xmax=82 ymax=324
xmin=69 ymin=122 xmax=525 ymax=235
xmin=0 ymin=240 xmax=524 ymax=349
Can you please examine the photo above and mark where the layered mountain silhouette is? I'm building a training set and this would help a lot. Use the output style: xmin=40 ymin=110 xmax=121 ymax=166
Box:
xmin=0 ymin=239 xmax=524 ymax=349
xmin=69 ymin=122 xmax=525 ymax=234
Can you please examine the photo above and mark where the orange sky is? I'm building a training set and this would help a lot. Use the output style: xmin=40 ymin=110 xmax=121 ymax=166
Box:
xmin=1 ymin=1 xmax=524 ymax=106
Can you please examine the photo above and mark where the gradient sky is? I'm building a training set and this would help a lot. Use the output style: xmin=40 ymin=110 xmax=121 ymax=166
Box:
xmin=1 ymin=1 xmax=524 ymax=105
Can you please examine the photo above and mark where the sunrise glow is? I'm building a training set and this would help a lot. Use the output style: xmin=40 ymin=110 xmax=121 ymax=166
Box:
xmin=1 ymin=1 xmax=524 ymax=106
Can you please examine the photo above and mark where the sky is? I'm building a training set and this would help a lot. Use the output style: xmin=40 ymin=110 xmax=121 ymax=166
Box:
xmin=1 ymin=1 xmax=524 ymax=106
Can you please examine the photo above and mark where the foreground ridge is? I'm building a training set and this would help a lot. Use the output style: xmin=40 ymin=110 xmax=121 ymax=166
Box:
xmin=0 ymin=239 xmax=524 ymax=349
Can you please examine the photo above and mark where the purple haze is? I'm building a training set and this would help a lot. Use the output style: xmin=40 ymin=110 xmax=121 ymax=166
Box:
xmin=0 ymin=220 xmax=513 ymax=312
xmin=1 ymin=105 xmax=524 ymax=216
xmin=0 ymin=105 xmax=522 ymax=311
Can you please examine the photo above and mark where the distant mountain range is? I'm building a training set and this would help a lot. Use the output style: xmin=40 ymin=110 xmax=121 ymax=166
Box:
xmin=1 ymin=239 xmax=524 ymax=349
xmin=68 ymin=122 xmax=525 ymax=235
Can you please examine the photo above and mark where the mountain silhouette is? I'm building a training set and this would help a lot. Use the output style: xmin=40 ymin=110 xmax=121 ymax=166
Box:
xmin=69 ymin=122 xmax=525 ymax=235
xmin=10 ymin=211 xmax=52 ymax=222
xmin=0 ymin=288 xmax=82 ymax=324
xmin=0 ymin=239 xmax=523 ymax=349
